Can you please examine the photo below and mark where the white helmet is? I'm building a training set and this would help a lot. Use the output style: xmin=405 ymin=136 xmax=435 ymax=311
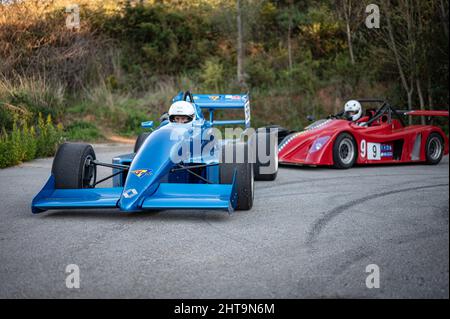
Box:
xmin=168 ymin=101 xmax=196 ymax=123
xmin=344 ymin=100 xmax=362 ymax=121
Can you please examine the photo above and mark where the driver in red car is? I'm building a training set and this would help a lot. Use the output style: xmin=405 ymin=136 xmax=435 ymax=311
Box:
xmin=343 ymin=100 xmax=363 ymax=122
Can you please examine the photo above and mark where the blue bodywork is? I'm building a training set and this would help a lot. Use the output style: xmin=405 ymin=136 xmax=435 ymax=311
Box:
xmin=32 ymin=92 xmax=250 ymax=214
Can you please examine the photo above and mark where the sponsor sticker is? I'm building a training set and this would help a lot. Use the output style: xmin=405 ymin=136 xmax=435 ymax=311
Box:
xmin=225 ymin=95 xmax=242 ymax=100
xmin=244 ymin=101 xmax=251 ymax=127
xmin=360 ymin=139 xmax=367 ymax=158
xmin=381 ymin=144 xmax=393 ymax=158
xmin=209 ymin=95 xmax=220 ymax=101
xmin=123 ymin=189 xmax=138 ymax=199
xmin=367 ymin=142 xmax=381 ymax=160
xmin=131 ymin=169 xmax=153 ymax=178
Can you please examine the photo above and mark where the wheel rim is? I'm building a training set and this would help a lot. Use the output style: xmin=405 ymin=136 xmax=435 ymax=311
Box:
xmin=428 ymin=137 xmax=442 ymax=161
xmin=339 ymin=138 xmax=354 ymax=165
xmin=82 ymin=155 xmax=96 ymax=188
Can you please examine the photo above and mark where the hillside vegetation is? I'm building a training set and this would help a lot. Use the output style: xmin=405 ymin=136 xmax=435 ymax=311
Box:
xmin=0 ymin=0 xmax=448 ymax=167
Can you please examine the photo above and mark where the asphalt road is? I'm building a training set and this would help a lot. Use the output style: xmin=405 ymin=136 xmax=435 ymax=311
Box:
xmin=0 ymin=143 xmax=448 ymax=298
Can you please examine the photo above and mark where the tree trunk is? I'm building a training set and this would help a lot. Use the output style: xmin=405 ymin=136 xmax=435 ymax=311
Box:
xmin=345 ymin=20 xmax=355 ymax=64
xmin=427 ymin=76 xmax=434 ymax=110
xmin=439 ymin=0 xmax=449 ymax=38
xmin=407 ymin=89 xmax=413 ymax=125
xmin=287 ymin=0 xmax=293 ymax=72
xmin=236 ymin=0 xmax=245 ymax=89
xmin=386 ymin=4 xmax=413 ymax=125
xmin=343 ymin=0 xmax=355 ymax=65
xmin=416 ymin=78 xmax=426 ymax=125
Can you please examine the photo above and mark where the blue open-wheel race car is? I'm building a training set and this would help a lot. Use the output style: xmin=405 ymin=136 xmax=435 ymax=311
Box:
xmin=32 ymin=91 xmax=279 ymax=214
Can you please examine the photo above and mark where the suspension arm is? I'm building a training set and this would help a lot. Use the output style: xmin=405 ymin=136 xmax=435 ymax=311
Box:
xmin=90 ymin=160 xmax=130 ymax=170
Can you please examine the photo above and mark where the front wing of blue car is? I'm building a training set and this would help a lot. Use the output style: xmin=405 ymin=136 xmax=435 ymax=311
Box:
xmin=32 ymin=174 xmax=237 ymax=214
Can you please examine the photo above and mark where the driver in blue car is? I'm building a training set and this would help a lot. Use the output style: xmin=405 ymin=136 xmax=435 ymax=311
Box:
xmin=168 ymin=101 xmax=196 ymax=124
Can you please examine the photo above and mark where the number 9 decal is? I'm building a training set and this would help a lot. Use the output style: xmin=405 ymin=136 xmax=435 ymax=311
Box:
xmin=360 ymin=139 xmax=366 ymax=158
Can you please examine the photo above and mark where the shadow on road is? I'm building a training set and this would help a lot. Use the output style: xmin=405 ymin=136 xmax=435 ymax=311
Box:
xmin=39 ymin=209 xmax=231 ymax=222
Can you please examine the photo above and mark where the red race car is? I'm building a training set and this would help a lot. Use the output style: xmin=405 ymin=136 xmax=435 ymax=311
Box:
xmin=278 ymin=99 xmax=449 ymax=168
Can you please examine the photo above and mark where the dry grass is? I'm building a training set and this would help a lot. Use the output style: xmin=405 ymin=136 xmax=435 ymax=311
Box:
xmin=0 ymin=0 xmax=119 ymax=90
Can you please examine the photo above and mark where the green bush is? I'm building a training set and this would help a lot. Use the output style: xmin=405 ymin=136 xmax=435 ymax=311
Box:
xmin=0 ymin=113 xmax=63 ymax=168
xmin=246 ymin=58 xmax=276 ymax=89
xmin=199 ymin=58 xmax=225 ymax=91
xmin=64 ymin=121 xmax=103 ymax=142
xmin=101 ymin=3 xmax=217 ymax=78
xmin=0 ymin=106 xmax=15 ymax=131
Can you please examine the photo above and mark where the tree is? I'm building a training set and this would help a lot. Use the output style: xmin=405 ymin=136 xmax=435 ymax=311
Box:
xmin=439 ymin=0 xmax=449 ymax=38
xmin=287 ymin=0 xmax=294 ymax=72
xmin=236 ymin=0 xmax=246 ymax=88
xmin=379 ymin=0 xmax=418 ymax=124
xmin=336 ymin=0 xmax=365 ymax=65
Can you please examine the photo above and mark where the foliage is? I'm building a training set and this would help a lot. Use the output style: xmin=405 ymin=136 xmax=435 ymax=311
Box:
xmin=199 ymin=58 xmax=225 ymax=92
xmin=64 ymin=121 xmax=103 ymax=141
xmin=0 ymin=0 xmax=448 ymax=167
xmin=0 ymin=114 xmax=63 ymax=168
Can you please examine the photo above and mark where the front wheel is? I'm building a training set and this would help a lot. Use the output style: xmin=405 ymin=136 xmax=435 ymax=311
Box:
xmin=52 ymin=143 xmax=97 ymax=189
xmin=425 ymin=132 xmax=444 ymax=165
xmin=332 ymin=133 xmax=357 ymax=169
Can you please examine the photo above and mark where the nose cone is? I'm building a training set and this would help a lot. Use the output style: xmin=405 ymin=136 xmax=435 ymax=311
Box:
xmin=118 ymin=125 xmax=189 ymax=212
xmin=278 ymin=131 xmax=311 ymax=161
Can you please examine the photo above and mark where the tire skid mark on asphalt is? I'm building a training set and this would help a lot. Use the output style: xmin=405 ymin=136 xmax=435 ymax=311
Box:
xmin=297 ymin=229 xmax=448 ymax=298
xmin=257 ymin=173 xmax=448 ymax=192
xmin=307 ymin=177 xmax=450 ymax=205
xmin=255 ymin=176 xmax=449 ymax=199
xmin=254 ymin=191 xmax=336 ymax=200
xmin=429 ymin=204 xmax=450 ymax=222
xmin=206 ymin=179 xmax=448 ymax=252
xmin=319 ymin=245 xmax=376 ymax=276
xmin=287 ymin=245 xmax=376 ymax=298
xmin=385 ymin=228 xmax=448 ymax=246
xmin=330 ymin=246 xmax=375 ymax=277
xmin=305 ymin=183 xmax=449 ymax=246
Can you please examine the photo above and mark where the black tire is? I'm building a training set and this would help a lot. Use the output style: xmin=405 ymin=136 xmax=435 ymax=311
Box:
xmin=253 ymin=128 xmax=278 ymax=181
xmin=260 ymin=125 xmax=294 ymax=144
xmin=51 ymin=143 xmax=96 ymax=189
xmin=220 ymin=142 xmax=254 ymax=210
xmin=134 ymin=132 xmax=151 ymax=153
xmin=332 ymin=133 xmax=357 ymax=169
xmin=425 ymin=132 xmax=444 ymax=165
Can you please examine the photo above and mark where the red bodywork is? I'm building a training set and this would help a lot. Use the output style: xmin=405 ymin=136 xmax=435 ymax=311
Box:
xmin=279 ymin=113 xmax=449 ymax=167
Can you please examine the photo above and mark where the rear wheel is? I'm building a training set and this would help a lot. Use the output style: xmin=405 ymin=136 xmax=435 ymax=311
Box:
xmin=253 ymin=128 xmax=278 ymax=181
xmin=134 ymin=132 xmax=151 ymax=153
xmin=220 ymin=142 xmax=254 ymax=210
xmin=332 ymin=133 xmax=357 ymax=169
xmin=52 ymin=143 xmax=96 ymax=189
xmin=425 ymin=133 xmax=444 ymax=165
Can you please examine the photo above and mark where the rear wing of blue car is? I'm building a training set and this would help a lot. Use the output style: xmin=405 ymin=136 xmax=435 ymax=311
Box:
xmin=172 ymin=91 xmax=251 ymax=127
